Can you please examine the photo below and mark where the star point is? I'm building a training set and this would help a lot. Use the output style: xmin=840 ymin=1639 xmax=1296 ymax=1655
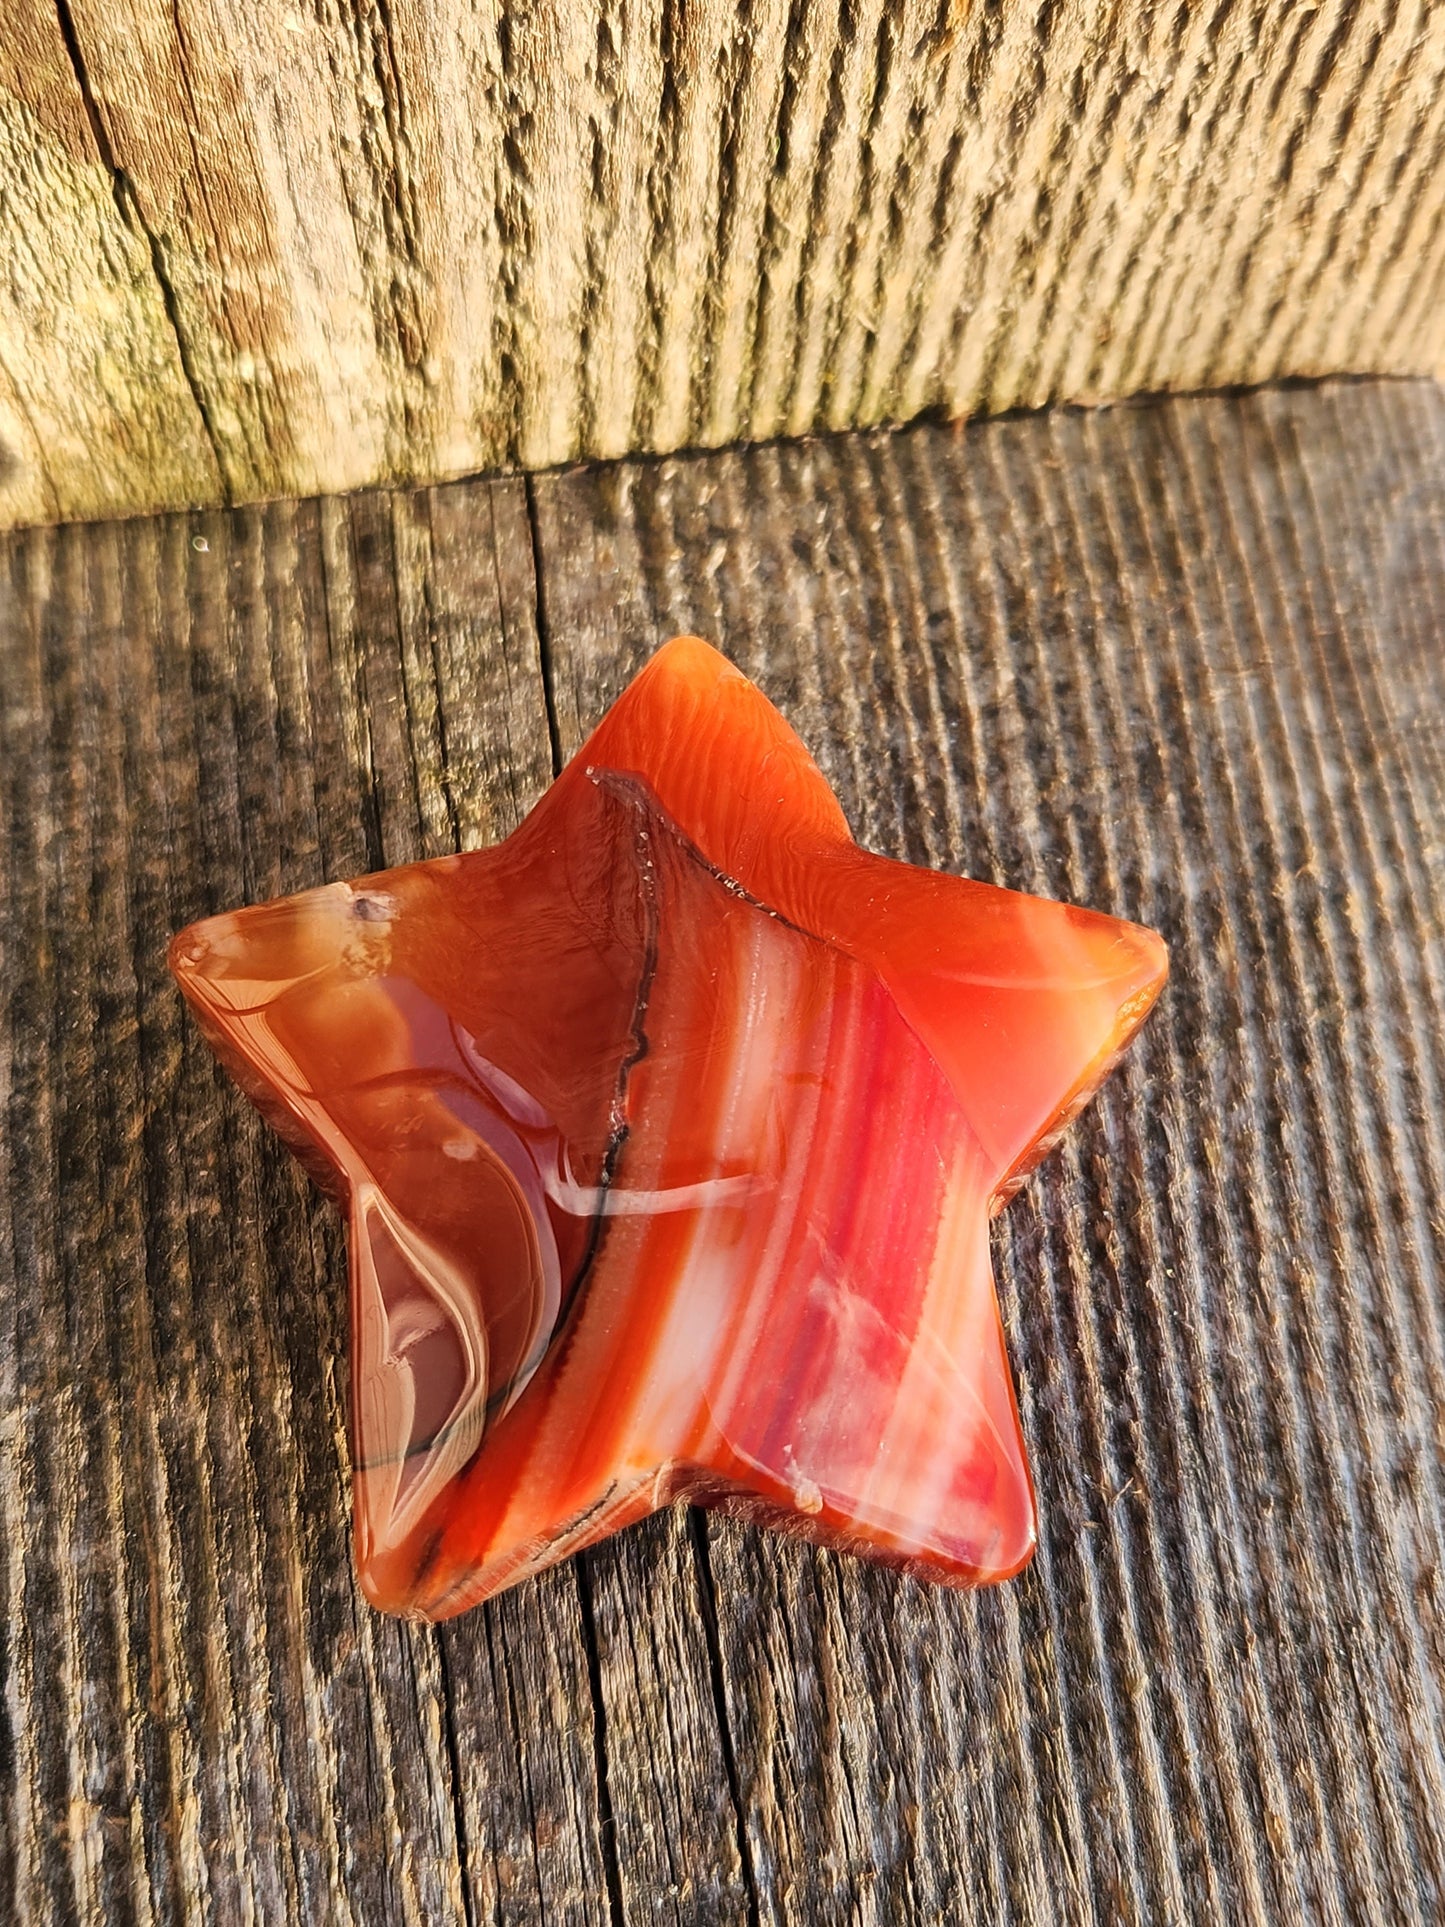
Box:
xmin=171 ymin=637 xmax=1166 ymax=1617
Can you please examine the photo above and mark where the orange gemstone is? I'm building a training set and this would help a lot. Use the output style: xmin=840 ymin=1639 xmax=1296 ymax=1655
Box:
xmin=170 ymin=639 xmax=1167 ymax=1617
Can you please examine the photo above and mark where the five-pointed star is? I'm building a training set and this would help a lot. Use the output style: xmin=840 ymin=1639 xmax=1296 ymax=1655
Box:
xmin=171 ymin=639 xmax=1166 ymax=1618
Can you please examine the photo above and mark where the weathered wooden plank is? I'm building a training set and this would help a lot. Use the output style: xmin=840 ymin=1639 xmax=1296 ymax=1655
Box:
xmin=4 ymin=3 xmax=1445 ymax=525
xmin=0 ymin=479 xmax=608 ymax=1923
xmin=0 ymin=0 xmax=219 ymax=527
xmin=306 ymin=481 xmax=615 ymax=1925
xmin=2 ymin=379 xmax=1445 ymax=1924
xmin=532 ymin=380 xmax=1445 ymax=1925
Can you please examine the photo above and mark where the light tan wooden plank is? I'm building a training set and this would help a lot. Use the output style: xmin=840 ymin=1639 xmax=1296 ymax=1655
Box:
xmin=2 ymin=3 xmax=1444 ymax=524
xmin=0 ymin=0 xmax=218 ymax=525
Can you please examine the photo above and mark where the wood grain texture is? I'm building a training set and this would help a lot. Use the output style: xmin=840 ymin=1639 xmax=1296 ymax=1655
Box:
xmin=4 ymin=0 xmax=1445 ymax=526
xmin=0 ymin=0 xmax=220 ymax=528
xmin=2 ymin=376 xmax=1444 ymax=1923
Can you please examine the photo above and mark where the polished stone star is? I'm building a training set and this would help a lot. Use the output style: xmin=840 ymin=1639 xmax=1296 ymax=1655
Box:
xmin=171 ymin=639 xmax=1166 ymax=1618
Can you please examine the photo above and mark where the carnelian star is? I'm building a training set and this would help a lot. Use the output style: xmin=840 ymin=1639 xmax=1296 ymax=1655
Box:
xmin=170 ymin=639 xmax=1167 ymax=1619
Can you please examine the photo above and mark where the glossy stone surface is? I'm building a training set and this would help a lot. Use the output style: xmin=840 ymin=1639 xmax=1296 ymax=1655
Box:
xmin=170 ymin=639 xmax=1167 ymax=1618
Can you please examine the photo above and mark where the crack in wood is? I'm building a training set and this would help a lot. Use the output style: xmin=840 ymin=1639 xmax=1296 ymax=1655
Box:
xmin=688 ymin=1512 xmax=763 ymax=1927
xmin=575 ymin=1555 xmax=629 ymax=1927
xmin=49 ymin=0 xmax=230 ymax=501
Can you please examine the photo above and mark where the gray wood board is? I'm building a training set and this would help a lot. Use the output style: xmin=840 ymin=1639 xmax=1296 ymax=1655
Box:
xmin=2 ymin=378 xmax=1443 ymax=1925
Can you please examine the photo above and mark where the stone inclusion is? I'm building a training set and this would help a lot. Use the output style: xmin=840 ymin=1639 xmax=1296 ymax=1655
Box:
xmin=170 ymin=639 xmax=1167 ymax=1619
